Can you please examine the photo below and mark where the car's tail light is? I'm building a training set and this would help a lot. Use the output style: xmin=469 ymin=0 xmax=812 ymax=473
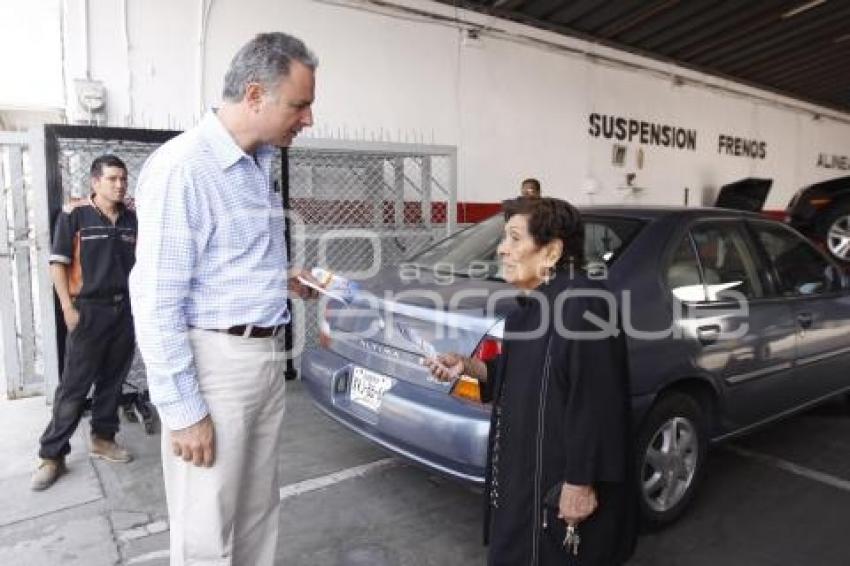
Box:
xmin=451 ymin=336 xmax=502 ymax=403
xmin=473 ymin=337 xmax=502 ymax=363
xmin=451 ymin=375 xmax=482 ymax=403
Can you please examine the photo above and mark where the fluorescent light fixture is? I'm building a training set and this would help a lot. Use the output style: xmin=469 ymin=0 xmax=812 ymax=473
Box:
xmin=781 ymin=0 xmax=827 ymax=19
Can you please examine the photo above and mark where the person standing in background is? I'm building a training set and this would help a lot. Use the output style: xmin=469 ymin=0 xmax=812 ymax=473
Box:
xmin=32 ymin=154 xmax=137 ymax=491
xmin=521 ymin=177 xmax=542 ymax=198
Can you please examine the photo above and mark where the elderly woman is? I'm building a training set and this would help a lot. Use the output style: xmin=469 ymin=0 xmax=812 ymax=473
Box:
xmin=425 ymin=197 xmax=636 ymax=565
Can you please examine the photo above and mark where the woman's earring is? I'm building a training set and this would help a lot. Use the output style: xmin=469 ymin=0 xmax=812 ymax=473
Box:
xmin=543 ymin=265 xmax=553 ymax=284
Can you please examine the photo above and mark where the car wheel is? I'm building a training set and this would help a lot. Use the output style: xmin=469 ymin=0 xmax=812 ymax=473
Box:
xmin=635 ymin=392 xmax=708 ymax=528
xmin=818 ymin=202 xmax=850 ymax=264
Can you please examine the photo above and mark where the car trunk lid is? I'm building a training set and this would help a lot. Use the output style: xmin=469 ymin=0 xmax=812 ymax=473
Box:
xmin=322 ymin=270 xmax=514 ymax=390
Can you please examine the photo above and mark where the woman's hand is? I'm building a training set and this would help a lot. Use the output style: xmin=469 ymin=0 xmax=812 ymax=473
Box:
xmin=287 ymin=268 xmax=320 ymax=300
xmin=422 ymin=353 xmax=489 ymax=383
xmin=422 ymin=353 xmax=465 ymax=382
xmin=558 ymin=482 xmax=597 ymax=525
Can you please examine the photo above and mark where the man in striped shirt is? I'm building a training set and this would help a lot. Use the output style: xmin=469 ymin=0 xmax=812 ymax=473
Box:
xmin=129 ymin=33 xmax=318 ymax=565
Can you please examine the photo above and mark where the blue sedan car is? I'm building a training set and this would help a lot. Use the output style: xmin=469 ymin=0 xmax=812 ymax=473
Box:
xmin=302 ymin=206 xmax=850 ymax=526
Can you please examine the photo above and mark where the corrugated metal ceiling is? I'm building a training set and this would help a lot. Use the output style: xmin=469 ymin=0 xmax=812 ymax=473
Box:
xmin=437 ymin=0 xmax=850 ymax=113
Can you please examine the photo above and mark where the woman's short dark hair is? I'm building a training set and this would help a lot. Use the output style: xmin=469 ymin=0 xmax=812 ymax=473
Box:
xmin=502 ymin=197 xmax=585 ymax=269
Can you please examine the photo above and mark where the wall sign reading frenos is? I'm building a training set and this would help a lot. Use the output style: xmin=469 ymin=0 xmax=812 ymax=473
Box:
xmin=588 ymin=113 xmax=697 ymax=151
xmin=717 ymin=135 xmax=767 ymax=159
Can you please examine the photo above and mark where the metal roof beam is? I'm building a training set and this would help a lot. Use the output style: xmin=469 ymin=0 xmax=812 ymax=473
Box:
xmin=640 ymin=1 xmax=750 ymax=52
xmin=538 ymin=0 xmax=605 ymax=25
xmin=571 ymin=0 xmax=652 ymax=33
xmin=748 ymin=45 xmax=850 ymax=85
xmin=675 ymin=1 xmax=801 ymax=60
xmin=775 ymin=63 xmax=850 ymax=95
xmin=596 ymin=0 xmax=681 ymax=39
xmin=720 ymin=18 xmax=850 ymax=75
xmin=491 ymin=0 xmax=530 ymax=10
xmin=620 ymin=0 xmax=717 ymax=44
xmin=698 ymin=10 xmax=850 ymax=69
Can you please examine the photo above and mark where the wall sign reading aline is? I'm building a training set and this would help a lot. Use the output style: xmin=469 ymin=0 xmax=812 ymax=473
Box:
xmin=817 ymin=153 xmax=850 ymax=170
xmin=588 ymin=113 xmax=697 ymax=151
xmin=717 ymin=135 xmax=766 ymax=159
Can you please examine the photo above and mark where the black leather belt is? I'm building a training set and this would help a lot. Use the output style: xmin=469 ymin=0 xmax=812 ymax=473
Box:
xmin=220 ymin=324 xmax=283 ymax=338
xmin=76 ymin=293 xmax=126 ymax=304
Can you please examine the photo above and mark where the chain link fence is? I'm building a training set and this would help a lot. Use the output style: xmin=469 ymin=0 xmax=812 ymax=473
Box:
xmin=287 ymin=140 xmax=457 ymax=361
xmin=42 ymin=129 xmax=456 ymax=385
xmin=53 ymin=139 xmax=160 ymax=204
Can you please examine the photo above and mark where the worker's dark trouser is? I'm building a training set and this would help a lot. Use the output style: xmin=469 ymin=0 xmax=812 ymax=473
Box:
xmin=39 ymin=296 xmax=135 ymax=460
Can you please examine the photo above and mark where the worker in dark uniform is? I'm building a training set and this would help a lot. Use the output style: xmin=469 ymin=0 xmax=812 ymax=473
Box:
xmin=520 ymin=178 xmax=541 ymax=199
xmin=32 ymin=154 xmax=138 ymax=491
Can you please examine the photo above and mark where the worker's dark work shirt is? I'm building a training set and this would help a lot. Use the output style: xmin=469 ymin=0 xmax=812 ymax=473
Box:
xmin=49 ymin=198 xmax=138 ymax=299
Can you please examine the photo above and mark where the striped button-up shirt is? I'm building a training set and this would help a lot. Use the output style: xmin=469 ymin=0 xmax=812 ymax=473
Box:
xmin=129 ymin=111 xmax=289 ymax=429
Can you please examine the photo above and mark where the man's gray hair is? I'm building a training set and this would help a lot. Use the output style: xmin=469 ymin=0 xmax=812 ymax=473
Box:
xmin=222 ymin=32 xmax=318 ymax=102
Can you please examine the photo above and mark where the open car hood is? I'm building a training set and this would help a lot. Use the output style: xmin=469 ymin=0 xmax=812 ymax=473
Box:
xmin=715 ymin=178 xmax=772 ymax=212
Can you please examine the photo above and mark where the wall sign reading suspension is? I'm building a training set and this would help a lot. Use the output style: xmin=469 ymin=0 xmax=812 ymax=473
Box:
xmin=587 ymin=113 xmax=697 ymax=151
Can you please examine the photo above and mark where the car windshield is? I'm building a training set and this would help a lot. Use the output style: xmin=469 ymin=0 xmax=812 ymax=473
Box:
xmin=408 ymin=213 xmax=644 ymax=279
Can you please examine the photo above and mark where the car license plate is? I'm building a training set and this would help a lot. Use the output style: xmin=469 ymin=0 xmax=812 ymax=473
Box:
xmin=350 ymin=367 xmax=394 ymax=412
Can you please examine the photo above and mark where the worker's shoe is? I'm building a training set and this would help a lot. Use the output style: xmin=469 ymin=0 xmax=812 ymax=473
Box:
xmin=31 ymin=457 xmax=66 ymax=491
xmin=89 ymin=437 xmax=132 ymax=463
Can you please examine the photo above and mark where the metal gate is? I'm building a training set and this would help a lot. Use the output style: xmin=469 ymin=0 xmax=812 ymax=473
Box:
xmin=287 ymin=139 xmax=457 ymax=360
xmin=0 ymin=130 xmax=55 ymax=399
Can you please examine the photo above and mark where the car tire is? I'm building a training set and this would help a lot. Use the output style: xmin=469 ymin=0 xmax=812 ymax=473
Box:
xmin=816 ymin=201 xmax=850 ymax=264
xmin=635 ymin=392 xmax=708 ymax=529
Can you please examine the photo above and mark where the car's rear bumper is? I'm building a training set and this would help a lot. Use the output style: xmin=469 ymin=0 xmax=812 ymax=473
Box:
xmin=301 ymin=347 xmax=490 ymax=483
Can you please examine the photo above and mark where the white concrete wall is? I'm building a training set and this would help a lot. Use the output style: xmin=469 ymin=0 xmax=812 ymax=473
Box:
xmin=58 ymin=0 xmax=850 ymax=208
xmin=0 ymin=0 xmax=63 ymax=111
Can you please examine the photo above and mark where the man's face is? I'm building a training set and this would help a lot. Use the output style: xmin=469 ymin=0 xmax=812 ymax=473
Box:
xmin=91 ymin=166 xmax=128 ymax=205
xmin=257 ymin=60 xmax=315 ymax=147
xmin=521 ymin=182 xmax=540 ymax=198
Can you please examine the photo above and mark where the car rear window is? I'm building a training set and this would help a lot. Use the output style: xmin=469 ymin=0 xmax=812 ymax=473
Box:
xmin=408 ymin=213 xmax=644 ymax=279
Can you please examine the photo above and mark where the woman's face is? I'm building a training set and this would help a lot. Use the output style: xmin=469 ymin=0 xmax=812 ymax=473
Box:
xmin=497 ymin=214 xmax=560 ymax=290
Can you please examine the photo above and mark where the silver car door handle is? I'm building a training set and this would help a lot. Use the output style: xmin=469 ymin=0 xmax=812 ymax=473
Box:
xmin=697 ymin=324 xmax=721 ymax=345
xmin=796 ymin=312 xmax=813 ymax=329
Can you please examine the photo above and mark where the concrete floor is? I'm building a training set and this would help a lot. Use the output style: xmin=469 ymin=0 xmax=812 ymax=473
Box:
xmin=2 ymin=381 xmax=849 ymax=565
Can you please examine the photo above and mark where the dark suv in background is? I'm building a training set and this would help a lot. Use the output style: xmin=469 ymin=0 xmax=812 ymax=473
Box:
xmin=716 ymin=175 xmax=850 ymax=265
xmin=786 ymin=175 xmax=850 ymax=264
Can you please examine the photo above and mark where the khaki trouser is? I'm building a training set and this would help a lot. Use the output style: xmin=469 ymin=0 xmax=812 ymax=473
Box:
xmin=162 ymin=329 xmax=287 ymax=566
